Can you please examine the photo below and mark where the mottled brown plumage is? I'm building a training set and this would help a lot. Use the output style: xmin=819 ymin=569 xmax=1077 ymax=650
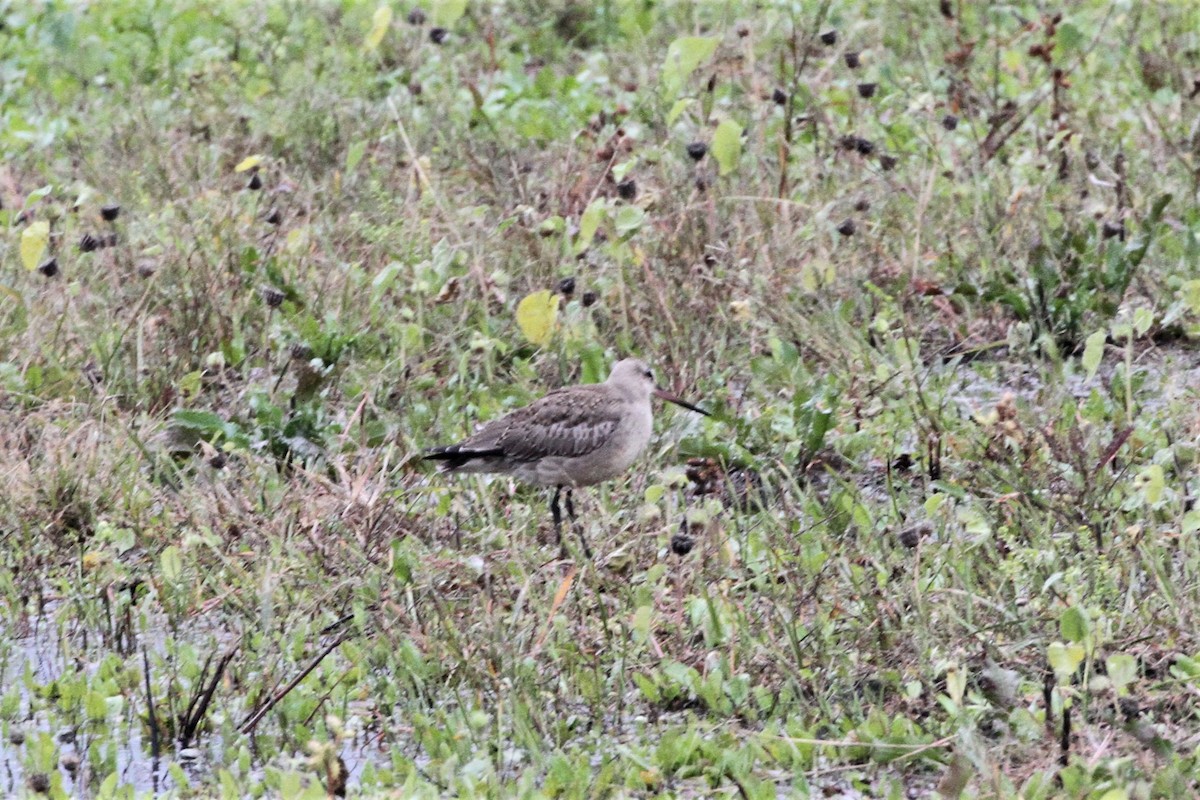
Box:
xmin=425 ymin=359 xmax=708 ymax=555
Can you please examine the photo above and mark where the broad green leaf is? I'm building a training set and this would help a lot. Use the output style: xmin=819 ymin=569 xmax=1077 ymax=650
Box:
xmin=614 ymin=205 xmax=644 ymax=237
xmin=711 ymin=118 xmax=743 ymax=176
xmin=20 ymin=220 xmax=50 ymax=271
xmin=1081 ymin=330 xmax=1105 ymax=378
xmin=1096 ymin=789 xmax=1128 ymax=800
xmin=345 ymin=140 xmax=366 ymax=175
xmin=97 ymin=773 xmax=119 ymax=800
xmin=172 ymin=409 xmax=227 ymax=434
xmin=1132 ymin=306 xmax=1153 ymax=337
xmin=234 ymin=155 xmax=263 ymax=173
xmin=515 ymin=290 xmax=559 ymax=346
xmin=575 ymin=198 xmax=606 ymax=253
xmin=431 ymin=0 xmax=467 ymax=27
xmin=1137 ymin=464 xmax=1165 ymax=504
xmin=363 ymin=4 xmax=392 ymax=50
xmin=1105 ymin=653 xmax=1137 ymax=693
xmin=660 ymin=36 xmax=718 ymax=99
xmin=666 ymin=98 xmax=692 ymax=127
xmin=1060 ymin=606 xmax=1089 ymax=644
xmin=1048 ymin=641 xmax=1086 ymax=680
xmin=1180 ymin=279 xmax=1200 ymax=315
xmin=1055 ymin=22 xmax=1084 ymax=55
xmin=160 ymin=546 xmax=183 ymax=582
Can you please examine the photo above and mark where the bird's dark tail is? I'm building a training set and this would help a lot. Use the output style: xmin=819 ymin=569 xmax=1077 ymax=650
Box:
xmin=423 ymin=445 xmax=506 ymax=471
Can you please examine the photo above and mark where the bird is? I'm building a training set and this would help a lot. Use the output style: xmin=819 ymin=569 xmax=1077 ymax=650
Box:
xmin=424 ymin=358 xmax=709 ymax=556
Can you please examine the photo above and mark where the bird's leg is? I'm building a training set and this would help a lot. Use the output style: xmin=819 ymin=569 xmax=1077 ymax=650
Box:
xmin=550 ymin=485 xmax=564 ymax=544
xmin=565 ymin=488 xmax=593 ymax=559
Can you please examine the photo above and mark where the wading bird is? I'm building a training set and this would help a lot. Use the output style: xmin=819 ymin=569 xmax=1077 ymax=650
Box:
xmin=425 ymin=358 xmax=709 ymax=556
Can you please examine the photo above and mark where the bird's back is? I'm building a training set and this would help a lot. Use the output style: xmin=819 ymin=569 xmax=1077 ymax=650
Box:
xmin=426 ymin=382 xmax=652 ymax=486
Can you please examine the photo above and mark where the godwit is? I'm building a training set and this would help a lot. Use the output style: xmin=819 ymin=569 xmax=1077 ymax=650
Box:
xmin=425 ymin=358 xmax=709 ymax=556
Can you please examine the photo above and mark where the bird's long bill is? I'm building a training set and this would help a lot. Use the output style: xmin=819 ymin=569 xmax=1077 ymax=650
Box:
xmin=653 ymin=387 xmax=711 ymax=416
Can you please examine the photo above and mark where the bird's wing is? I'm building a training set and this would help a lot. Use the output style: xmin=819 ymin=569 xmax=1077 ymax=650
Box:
xmin=461 ymin=386 xmax=622 ymax=461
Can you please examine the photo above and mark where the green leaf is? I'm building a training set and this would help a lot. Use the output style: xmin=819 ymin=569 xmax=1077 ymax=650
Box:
xmin=345 ymin=140 xmax=366 ymax=176
xmin=21 ymin=220 xmax=50 ymax=271
xmin=614 ymin=205 xmax=645 ymax=237
xmin=1081 ymin=330 xmax=1105 ymax=378
xmin=666 ymin=98 xmax=692 ymax=127
xmin=711 ymin=118 xmax=743 ymax=176
xmin=1048 ymin=641 xmax=1086 ymax=680
xmin=1060 ymin=606 xmax=1089 ymax=644
xmin=363 ymin=4 xmax=392 ymax=50
xmin=575 ymin=198 xmax=606 ymax=253
xmin=515 ymin=290 xmax=559 ymax=346
xmin=431 ymin=0 xmax=468 ymax=28
xmin=1054 ymin=22 xmax=1084 ymax=55
xmin=660 ymin=36 xmax=718 ymax=99
xmin=1105 ymin=653 xmax=1137 ymax=694
xmin=172 ymin=409 xmax=227 ymax=434
xmin=160 ymin=546 xmax=183 ymax=582
xmin=1137 ymin=464 xmax=1165 ymax=504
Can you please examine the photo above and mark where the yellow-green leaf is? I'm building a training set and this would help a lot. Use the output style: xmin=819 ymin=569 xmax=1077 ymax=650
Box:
xmin=431 ymin=0 xmax=467 ymax=28
xmin=20 ymin=220 xmax=50 ymax=271
xmin=1081 ymin=330 xmax=1105 ymax=378
xmin=575 ymin=198 xmax=606 ymax=254
xmin=516 ymin=290 xmax=559 ymax=346
xmin=234 ymin=155 xmax=263 ymax=173
xmin=660 ymin=36 xmax=718 ymax=99
xmin=363 ymin=4 xmax=392 ymax=51
xmin=1138 ymin=463 xmax=1165 ymax=504
xmin=1048 ymin=641 xmax=1086 ymax=680
xmin=712 ymin=118 xmax=743 ymax=176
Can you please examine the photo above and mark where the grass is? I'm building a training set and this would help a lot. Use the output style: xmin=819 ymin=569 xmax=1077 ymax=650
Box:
xmin=3 ymin=0 xmax=1200 ymax=797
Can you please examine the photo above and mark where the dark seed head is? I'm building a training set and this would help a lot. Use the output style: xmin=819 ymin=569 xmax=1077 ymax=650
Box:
xmin=879 ymin=154 xmax=898 ymax=171
xmin=100 ymin=204 xmax=121 ymax=222
xmin=262 ymin=286 xmax=285 ymax=308
xmin=854 ymin=198 xmax=871 ymax=212
xmin=844 ymin=51 xmax=861 ymax=69
xmin=941 ymin=114 xmax=959 ymax=131
xmin=670 ymin=533 xmax=694 ymax=556
xmin=736 ymin=24 xmax=749 ymax=38
xmin=430 ymin=27 xmax=447 ymax=44
xmin=857 ymin=82 xmax=877 ymax=99
xmin=290 ymin=342 xmax=314 ymax=360
xmin=557 ymin=276 xmax=576 ymax=296
xmin=79 ymin=233 xmax=99 ymax=252
xmin=28 ymin=773 xmax=50 ymax=794
xmin=581 ymin=290 xmax=598 ymax=307
xmin=854 ymin=137 xmax=875 ymax=155
xmin=616 ymin=178 xmax=637 ymax=200
xmin=837 ymin=218 xmax=857 ymax=236
xmin=897 ymin=521 xmax=933 ymax=548
xmin=407 ymin=7 xmax=426 ymax=25
xmin=820 ymin=29 xmax=837 ymax=46
xmin=1102 ymin=220 xmax=1125 ymax=240
xmin=265 ymin=207 xmax=282 ymax=225
xmin=408 ymin=81 xmax=423 ymax=96
xmin=939 ymin=0 xmax=954 ymax=18
xmin=209 ymin=452 xmax=227 ymax=469
xmin=686 ymin=141 xmax=708 ymax=161
xmin=247 ymin=173 xmax=263 ymax=191
xmin=772 ymin=87 xmax=788 ymax=105
xmin=38 ymin=258 xmax=59 ymax=277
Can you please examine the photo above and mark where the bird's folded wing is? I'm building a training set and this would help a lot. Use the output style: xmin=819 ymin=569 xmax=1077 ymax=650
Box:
xmin=469 ymin=390 xmax=622 ymax=461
